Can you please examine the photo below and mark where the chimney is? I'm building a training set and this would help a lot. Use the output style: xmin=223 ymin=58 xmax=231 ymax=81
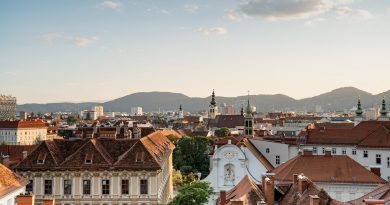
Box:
xmin=16 ymin=194 xmax=35 ymax=205
xmin=22 ymin=151 xmax=28 ymax=160
xmin=363 ymin=199 xmax=385 ymax=205
xmin=230 ymin=200 xmax=244 ymax=205
xmin=220 ymin=191 xmax=227 ymax=205
xmin=298 ymin=174 xmax=310 ymax=194
xmin=310 ymin=195 xmax=320 ymax=205
xmin=42 ymin=199 xmax=55 ymax=205
xmin=263 ymin=173 xmax=275 ymax=205
xmin=324 ymin=148 xmax=332 ymax=156
xmin=1 ymin=155 xmax=10 ymax=167
xmin=293 ymin=174 xmax=299 ymax=184
xmin=370 ymin=166 xmax=381 ymax=177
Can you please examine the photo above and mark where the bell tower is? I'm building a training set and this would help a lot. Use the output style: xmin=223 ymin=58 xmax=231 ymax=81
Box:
xmin=208 ymin=90 xmax=218 ymax=119
xmin=244 ymin=93 xmax=254 ymax=137
xmin=379 ymin=97 xmax=389 ymax=121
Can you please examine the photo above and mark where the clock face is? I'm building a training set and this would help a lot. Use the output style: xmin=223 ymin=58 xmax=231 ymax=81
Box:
xmin=223 ymin=151 xmax=235 ymax=160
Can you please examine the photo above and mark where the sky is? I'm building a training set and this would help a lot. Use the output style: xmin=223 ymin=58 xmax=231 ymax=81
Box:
xmin=1 ymin=0 xmax=390 ymax=104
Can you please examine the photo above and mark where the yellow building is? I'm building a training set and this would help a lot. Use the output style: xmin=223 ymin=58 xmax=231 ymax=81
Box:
xmin=15 ymin=131 xmax=174 ymax=205
xmin=0 ymin=120 xmax=47 ymax=145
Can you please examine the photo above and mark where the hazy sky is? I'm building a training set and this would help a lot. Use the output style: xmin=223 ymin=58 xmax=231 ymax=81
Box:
xmin=1 ymin=0 xmax=390 ymax=104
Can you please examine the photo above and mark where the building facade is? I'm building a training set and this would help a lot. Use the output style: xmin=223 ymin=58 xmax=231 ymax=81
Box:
xmin=0 ymin=95 xmax=16 ymax=121
xmin=131 ymin=107 xmax=143 ymax=116
xmin=0 ymin=120 xmax=47 ymax=145
xmin=15 ymin=131 xmax=174 ymax=205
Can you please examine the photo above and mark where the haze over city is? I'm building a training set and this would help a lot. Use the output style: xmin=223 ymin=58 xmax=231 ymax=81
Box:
xmin=1 ymin=0 xmax=390 ymax=103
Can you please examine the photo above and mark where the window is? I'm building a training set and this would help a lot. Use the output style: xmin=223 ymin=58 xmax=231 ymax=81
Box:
xmin=26 ymin=180 xmax=33 ymax=193
xmin=266 ymin=148 xmax=270 ymax=153
xmin=64 ymin=180 xmax=72 ymax=195
xmin=102 ymin=180 xmax=110 ymax=195
xmin=83 ymin=180 xmax=91 ymax=195
xmin=322 ymin=148 xmax=326 ymax=154
xmin=352 ymin=149 xmax=356 ymax=155
xmin=140 ymin=180 xmax=148 ymax=195
xmin=364 ymin=150 xmax=368 ymax=158
xmin=312 ymin=147 xmax=317 ymax=154
xmin=332 ymin=148 xmax=337 ymax=155
xmin=121 ymin=180 xmax=129 ymax=195
xmin=136 ymin=152 xmax=144 ymax=163
xmin=342 ymin=148 xmax=346 ymax=155
xmin=276 ymin=155 xmax=280 ymax=165
xmin=376 ymin=154 xmax=382 ymax=165
xmin=85 ymin=153 xmax=93 ymax=164
xmin=37 ymin=152 xmax=47 ymax=164
xmin=44 ymin=180 xmax=52 ymax=195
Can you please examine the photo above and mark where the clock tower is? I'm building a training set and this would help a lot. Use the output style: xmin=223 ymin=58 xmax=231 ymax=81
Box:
xmin=209 ymin=90 xmax=218 ymax=119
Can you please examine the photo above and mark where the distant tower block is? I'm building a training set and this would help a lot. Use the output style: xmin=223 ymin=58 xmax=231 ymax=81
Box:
xmin=208 ymin=90 xmax=218 ymax=119
xmin=0 ymin=94 xmax=16 ymax=120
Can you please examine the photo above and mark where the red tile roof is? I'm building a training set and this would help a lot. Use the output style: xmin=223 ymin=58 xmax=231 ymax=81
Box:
xmin=271 ymin=154 xmax=386 ymax=184
xmin=208 ymin=115 xmax=244 ymax=128
xmin=0 ymin=120 xmax=46 ymax=129
xmin=216 ymin=175 xmax=265 ymax=205
xmin=0 ymin=163 xmax=27 ymax=197
xmin=15 ymin=131 xmax=175 ymax=172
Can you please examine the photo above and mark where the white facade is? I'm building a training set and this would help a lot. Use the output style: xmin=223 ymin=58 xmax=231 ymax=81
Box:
xmin=316 ymin=182 xmax=379 ymax=202
xmin=131 ymin=107 xmax=143 ymax=116
xmin=0 ymin=128 xmax=47 ymax=145
xmin=204 ymin=142 xmax=269 ymax=205
xmin=80 ymin=110 xmax=97 ymax=120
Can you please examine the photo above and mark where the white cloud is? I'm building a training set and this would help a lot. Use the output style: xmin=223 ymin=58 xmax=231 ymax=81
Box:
xmin=70 ymin=36 xmax=99 ymax=47
xmin=304 ymin=17 xmax=325 ymax=26
xmin=97 ymin=1 xmax=121 ymax=11
xmin=239 ymin=0 xmax=353 ymax=21
xmin=184 ymin=4 xmax=199 ymax=13
xmin=42 ymin=33 xmax=64 ymax=44
xmin=146 ymin=8 xmax=170 ymax=15
xmin=335 ymin=6 xmax=372 ymax=19
xmin=224 ymin=9 xmax=243 ymax=21
xmin=198 ymin=27 xmax=227 ymax=36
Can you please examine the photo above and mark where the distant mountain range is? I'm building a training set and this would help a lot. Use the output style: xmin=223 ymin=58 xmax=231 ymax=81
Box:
xmin=17 ymin=87 xmax=390 ymax=113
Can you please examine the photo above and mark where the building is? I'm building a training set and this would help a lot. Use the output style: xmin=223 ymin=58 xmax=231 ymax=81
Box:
xmin=204 ymin=139 xmax=273 ymax=205
xmin=15 ymin=131 xmax=175 ymax=205
xmin=131 ymin=107 xmax=143 ymax=116
xmin=93 ymin=106 xmax=104 ymax=118
xmin=271 ymin=149 xmax=386 ymax=202
xmin=209 ymin=90 xmax=219 ymax=120
xmin=80 ymin=110 xmax=98 ymax=120
xmin=0 ymin=163 xmax=27 ymax=205
xmin=0 ymin=120 xmax=47 ymax=145
xmin=0 ymin=95 xmax=16 ymax=121
xmin=223 ymin=105 xmax=236 ymax=115
xmin=178 ymin=104 xmax=184 ymax=119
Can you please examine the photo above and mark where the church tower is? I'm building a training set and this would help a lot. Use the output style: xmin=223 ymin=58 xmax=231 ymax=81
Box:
xmin=178 ymin=104 xmax=184 ymax=119
xmin=208 ymin=90 xmax=218 ymax=119
xmin=244 ymin=95 xmax=254 ymax=137
xmin=355 ymin=97 xmax=363 ymax=124
xmin=379 ymin=97 xmax=389 ymax=121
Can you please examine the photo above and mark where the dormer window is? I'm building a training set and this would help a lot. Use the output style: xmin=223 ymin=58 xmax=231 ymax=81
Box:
xmin=85 ymin=153 xmax=93 ymax=164
xmin=135 ymin=151 xmax=144 ymax=163
xmin=37 ymin=152 xmax=47 ymax=164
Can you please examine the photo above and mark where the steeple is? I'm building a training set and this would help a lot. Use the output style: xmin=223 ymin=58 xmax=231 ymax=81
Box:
xmin=179 ymin=104 xmax=182 ymax=111
xmin=244 ymin=92 xmax=254 ymax=137
xmin=355 ymin=97 xmax=363 ymax=117
xmin=178 ymin=104 xmax=184 ymax=119
xmin=210 ymin=89 xmax=216 ymax=106
xmin=208 ymin=89 xmax=218 ymax=119
xmin=380 ymin=97 xmax=388 ymax=117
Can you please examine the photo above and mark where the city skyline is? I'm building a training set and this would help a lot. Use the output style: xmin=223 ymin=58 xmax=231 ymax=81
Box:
xmin=1 ymin=0 xmax=390 ymax=104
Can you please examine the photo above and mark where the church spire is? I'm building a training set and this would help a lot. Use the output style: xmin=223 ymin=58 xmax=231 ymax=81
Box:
xmin=355 ymin=97 xmax=363 ymax=117
xmin=210 ymin=89 xmax=216 ymax=106
xmin=245 ymin=91 xmax=252 ymax=116
xmin=179 ymin=104 xmax=182 ymax=111
xmin=380 ymin=97 xmax=388 ymax=117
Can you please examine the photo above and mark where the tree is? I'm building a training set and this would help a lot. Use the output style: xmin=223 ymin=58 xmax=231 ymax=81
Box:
xmin=168 ymin=181 xmax=213 ymax=205
xmin=173 ymin=136 xmax=213 ymax=178
xmin=172 ymin=169 xmax=183 ymax=188
xmin=214 ymin=127 xmax=230 ymax=137
xmin=67 ymin=114 xmax=79 ymax=125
